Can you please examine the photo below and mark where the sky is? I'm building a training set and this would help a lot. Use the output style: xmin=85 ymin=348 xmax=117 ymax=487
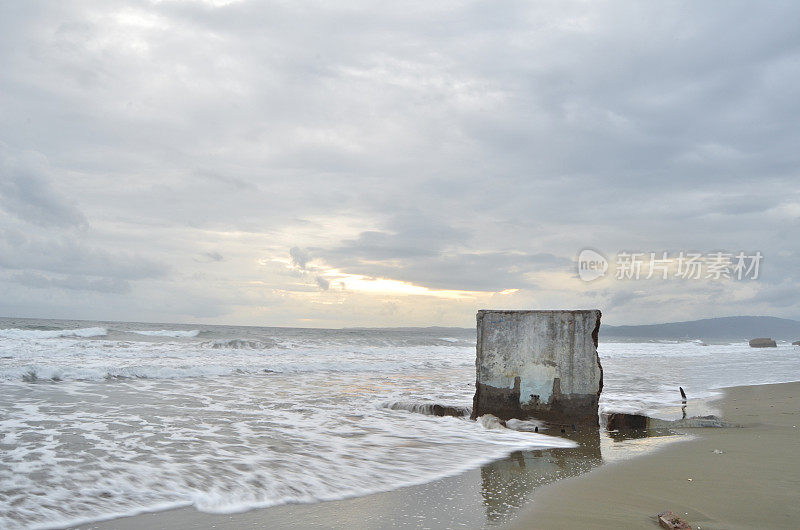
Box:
xmin=0 ymin=0 xmax=799 ymax=328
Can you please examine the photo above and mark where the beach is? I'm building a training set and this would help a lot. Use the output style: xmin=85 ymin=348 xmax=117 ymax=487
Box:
xmin=509 ymin=381 xmax=800 ymax=530
xmin=3 ymin=319 xmax=799 ymax=528
xmin=74 ymin=381 xmax=799 ymax=529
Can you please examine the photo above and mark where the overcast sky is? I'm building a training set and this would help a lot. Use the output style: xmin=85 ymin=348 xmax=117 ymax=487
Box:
xmin=1 ymin=0 xmax=798 ymax=327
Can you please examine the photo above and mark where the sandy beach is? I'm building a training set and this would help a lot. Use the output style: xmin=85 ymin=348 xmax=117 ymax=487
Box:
xmin=74 ymin=381 xmax=800 ymax=529
xmin=509 ymin=381 xmax=800 ymax=529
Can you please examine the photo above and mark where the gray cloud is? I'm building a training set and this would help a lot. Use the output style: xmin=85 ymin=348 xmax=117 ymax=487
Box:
xmin=9 ymin=271 xmax=131 ymax=294
xmin=0 ymin=225 xmax=167 ymax=281
xmin=290 ymin=247 xmax=311 ymax=269
xmin=195 ymin=251 xmax=224 ymax=263
xmin=315 ymin=276 xmax=330 ymax=290
xmin=0 ymin=1 xmax=799 ymax=325
xmin=0 ymin=143 xmax=85 ymax=228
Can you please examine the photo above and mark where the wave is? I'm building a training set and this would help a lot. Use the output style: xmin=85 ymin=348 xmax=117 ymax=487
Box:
xmin=128 ymin=330 xmax=200 ymax=338
xmin=476 ymin=414 xmax=505 ymax=430
xmin=6 ymin=413 xmax=577 ymax=529
xmin=4 ymin=358 xmax=471 ymax=383
xmin=379 ymin=401 xmax=471 ymax=418
xmin=5 ymin=365 xmax=249 ymax=382
xmin=0 ymin=327 xmax=107 ymax=339
xmin=202 ymin=338 xmax=278 ymax=349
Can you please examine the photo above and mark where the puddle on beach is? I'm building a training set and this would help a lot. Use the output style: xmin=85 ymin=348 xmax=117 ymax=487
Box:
xmin=477 ymin=425 xmax=686 ymax=524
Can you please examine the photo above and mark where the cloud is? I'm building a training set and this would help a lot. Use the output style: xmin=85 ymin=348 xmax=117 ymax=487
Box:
xmin=195 ymin=251 xmax=224 ymax=262
xmin=290 ymin=247 xmax=311 ymax=269
xmin=9 ymin=271 xmax=131 ymax=294
xmin=307 ymin=212 xmax=569 ymax=291
xmin=0 ymin=225 xmax=167 ymax=280
xmin=0 ymin=143 xmax=167 ymax=300
xmin=0 ymin=1 xmax=799 ymax=325
xmin=0 ymin=143 xmax=86 ymax=228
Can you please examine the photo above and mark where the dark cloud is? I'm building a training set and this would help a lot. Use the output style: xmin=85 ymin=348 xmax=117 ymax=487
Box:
xmin=195 ymin=251 xmax=224 ymax=263
xmin=290 ymin=247 xmax=311 ymax=269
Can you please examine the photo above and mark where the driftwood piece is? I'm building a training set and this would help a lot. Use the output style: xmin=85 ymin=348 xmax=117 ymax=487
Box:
xmin=657 ymin=510 xmax=692 ymax=529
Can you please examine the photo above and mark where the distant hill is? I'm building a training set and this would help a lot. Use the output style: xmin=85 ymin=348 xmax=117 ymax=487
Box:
xmin=603 ymin=316 xmax=800 ymax=341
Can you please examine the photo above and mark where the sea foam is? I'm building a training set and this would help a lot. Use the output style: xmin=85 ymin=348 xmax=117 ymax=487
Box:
xmin=0 ymin=327 xmax=107 ymax=339
xmin=128 ymin=329 xmax=200 ymax=337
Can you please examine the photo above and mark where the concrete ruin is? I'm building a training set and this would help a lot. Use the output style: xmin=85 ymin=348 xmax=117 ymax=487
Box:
xmin=605 ymin=413 xmax=733 ymax=431
xmin=749 ymin=337 xmax=777 ymax=348
xmin=471 ymin=310 xmax=603 ymax=425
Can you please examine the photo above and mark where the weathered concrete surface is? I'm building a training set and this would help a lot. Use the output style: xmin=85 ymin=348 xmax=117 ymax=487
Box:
xmin=471 ymin=310 xmax=602 ymax=425
xmin=605 ymin=413 xmax=734 ymax=430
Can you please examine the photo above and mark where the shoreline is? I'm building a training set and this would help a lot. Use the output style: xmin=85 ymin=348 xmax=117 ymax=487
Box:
xmin=508 ymin=381 xmax=800 ymax=529
xmin=72 ymin=381 xmax=799 ymax=529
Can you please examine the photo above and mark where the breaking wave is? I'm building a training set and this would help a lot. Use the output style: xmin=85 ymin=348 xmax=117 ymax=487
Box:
xmin=7 ymin=365 xmax=253 ymax=382
xmin=476 ymin=414 xmax=506 ymax=430
xmin=4 ymin=360 xmax=472 ymax=383
xmin=129 ymin=329 xmax=200 ymax=337
xmin=0 ymin=327 xmax=107 ymax=339
xmin=202 ymin=338 xmax=278 ymax=349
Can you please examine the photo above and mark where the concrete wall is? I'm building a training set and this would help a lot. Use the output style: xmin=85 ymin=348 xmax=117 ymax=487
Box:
xmin=471 ymin=310 xmax=602 ymax=425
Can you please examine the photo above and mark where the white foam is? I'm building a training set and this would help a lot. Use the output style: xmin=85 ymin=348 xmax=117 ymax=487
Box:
xmin=0 ymin=337 xmax=474 ymax=382
xmin=202 ymin=338 xmax=278 ymax=349
xmin=0 ymin=327 xmax=107 ymax=339
xmin=476 ymin=414 xmax=505 ymax=430
xmin=0 ymin=371 xmax=574 ymax=528
xmin=128 ymin=329 xmax=200 ymax=337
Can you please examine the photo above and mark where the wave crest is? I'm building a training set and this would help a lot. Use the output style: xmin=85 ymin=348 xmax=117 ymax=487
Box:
xmin=202 ymin=339 xmax=278 ymax=349
xmin=0 ymin=327 xmax=107 ymax=339
xmin=129 ymin=330 xmax=200 ymax=338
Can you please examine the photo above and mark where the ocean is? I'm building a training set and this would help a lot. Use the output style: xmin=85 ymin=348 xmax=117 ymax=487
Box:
xmin=1 ymin=317 xmax=799 ymax=528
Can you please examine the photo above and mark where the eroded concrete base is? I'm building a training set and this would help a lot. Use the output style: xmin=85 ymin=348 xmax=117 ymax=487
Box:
xmin=605 ymin=413 xmax=734 ymax=430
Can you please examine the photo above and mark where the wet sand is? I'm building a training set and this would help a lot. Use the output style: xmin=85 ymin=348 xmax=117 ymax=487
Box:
xmin=74 ymin=382 xmax=798 ymax=529
xmin=509 ymin=381 xmax=800 ymax=529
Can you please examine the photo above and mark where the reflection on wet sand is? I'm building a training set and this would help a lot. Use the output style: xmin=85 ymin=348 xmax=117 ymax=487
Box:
xmin=480 ymin=425 xmax=681 ymax=523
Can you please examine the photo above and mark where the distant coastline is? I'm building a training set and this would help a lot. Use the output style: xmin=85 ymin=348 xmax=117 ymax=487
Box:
xmin=603 ymin=315 xmax=800 ymax=341
xmin=2 ymin=314 xmax=800 ymax=341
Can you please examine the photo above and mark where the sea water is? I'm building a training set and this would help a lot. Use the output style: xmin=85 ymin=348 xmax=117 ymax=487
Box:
xmin=1 ymin=317 xmax=798 ymax=528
